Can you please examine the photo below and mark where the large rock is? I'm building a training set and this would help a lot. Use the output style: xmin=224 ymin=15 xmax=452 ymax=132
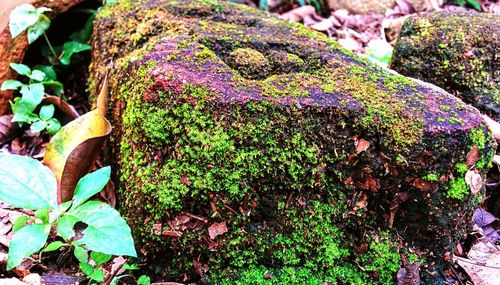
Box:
xmin=0 ymin=0 xmax=86 ymax=115
xmin=89 ymin=0 xmax=496 ymax=283
xmin=391 ymin=12 xmax=500 ymax=120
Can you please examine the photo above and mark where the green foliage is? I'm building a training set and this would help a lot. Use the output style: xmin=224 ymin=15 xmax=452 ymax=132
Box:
xmin=357 ymin=233 xmax=401 ymax=284
xmin=60 ymin=41 xmax=92 ymax=66
xmin=0 ymin=154 xmax=136 ymax=271
xmin=137 ymin=275 xmax=151 ymax=285
xmin=9 ymin=4 xmax=52 ymax=44
xmin=447 ymin=177 xmax=468 ymax=200
xmin=452 ymin=0 xmax=481 ymax=11
xmin=422 ymin=173 xmax=439 ymax=182
xmin=365 ymin=39 xmax=393 ymax=67
xmin=1 ymin=63 xmax=62 ymax=134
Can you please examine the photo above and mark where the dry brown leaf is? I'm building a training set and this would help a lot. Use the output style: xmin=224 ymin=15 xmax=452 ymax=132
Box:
xmin=465 ymin=170 xmax=482 ymax=195
xmin=355 ymin=137 xmax=370 ymax=153
xmin=21 ymin=274 xmax=42 ymax=285
xmin=483 ymin=115 xmax=500 ymax=142
xmin=456 ymin=242 xmax=500 ymax=285
xmin=279 ymin=5 xmax=316 ymax=22
xmin=208 ymin=222 xmax=228 ymax=240
xmin=310 ymin=19 xmax=334 ymax=31
xmin=493 ymin=155 xmax=500 ymax=167
xmin=0 ymin=115 xmax=16 ymax=144
xmin=466 ymin=145 xmax=481 ymax=167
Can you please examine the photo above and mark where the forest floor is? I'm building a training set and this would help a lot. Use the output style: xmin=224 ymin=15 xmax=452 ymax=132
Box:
xmin=0 ymin=0 xmax=499 ymax=284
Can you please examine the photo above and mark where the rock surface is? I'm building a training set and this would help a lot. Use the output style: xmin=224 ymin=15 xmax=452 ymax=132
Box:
xmin=0 ymin=0 xmax=86 ymax=115
xmin=90 ymin=0 xmax=496 ymax=283
xmin=391 ymin=11 xmax=500 ymax=120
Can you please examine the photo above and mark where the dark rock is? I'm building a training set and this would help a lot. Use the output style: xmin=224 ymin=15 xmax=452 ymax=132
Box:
xmin=391 ymin=11 xmax=500 ymax=120
xmin=89 ymin=0 xmax=496 ymax=283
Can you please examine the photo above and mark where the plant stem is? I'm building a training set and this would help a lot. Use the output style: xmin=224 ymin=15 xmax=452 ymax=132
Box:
xmin=43 ymin=32 xmax=58 ymax=59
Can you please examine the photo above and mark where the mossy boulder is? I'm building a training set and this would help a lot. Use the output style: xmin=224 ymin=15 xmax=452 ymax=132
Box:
xmin=89 ymin=0 xmax=496 ymax=283
xmin=391 ymin=11 xmax=500 ymax=120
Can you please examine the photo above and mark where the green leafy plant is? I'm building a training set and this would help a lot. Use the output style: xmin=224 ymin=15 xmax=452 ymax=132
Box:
xmin=9 ymin=4 xmax=56 ymax=56
xmin=365 ymin=39 xmax=393 ymax=67
xmin=1 ymin=63 xmax=63 ymax=134
xmin=0 ymin=153 xmax=137 ymax=271
xmin=4 ymin=4 xmax=97 ymax=134
xmin=452 ymin=0 xmax=481 ymax=11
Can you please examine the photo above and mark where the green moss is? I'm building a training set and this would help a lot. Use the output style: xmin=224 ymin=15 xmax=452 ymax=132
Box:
xmin=455 ymin=162 xmax=468 ymax=175
xmin=422 ymin=173 xmax=439 ymax=182
xmin=229 ymin=48 xmax=271 ymax=79
xmin=469 ymin=127 xmax=487 ymax=149
xmin=357 ymin=233 xmax=401 ymax=284
xmin=286 ymin=53 xmax=304 ymax=66
xmin=447 ymin=178 xmax=468 ymax=200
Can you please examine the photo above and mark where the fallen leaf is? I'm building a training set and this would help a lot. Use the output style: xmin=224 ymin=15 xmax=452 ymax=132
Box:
xmin=455 ymin=242 xmax=500 ymax=285
xmin=466 ymin=145 xmax=480 ymax=167
xmin=0 ymin=115 xmax=17 ymax=144
xmin=310 ymin=19 xmax=334 ymax=32
xmin=42 ymin=95 xmax=79 ymax=124
xmin=208 ymin=222 xmax=227 ymax=240
xmin=22 ymin=273 xmax=42 ymax=285
xmin=483 ymin=115 xmax=500 ymax=142
xmin=279 ymin=5 xmax=316 ymax=22
xmin=413 ymin=178 xmax=434 ymax=192
xmin=43 ymin=77 xmax=111 ymax=203
xmin=493 ymin=155 xmax=500 ymax=167
xmin=465 ymin=170 xmax=482 ymax=195
xmin=474 ymin=208 xmax=497 ymax=228
xmin=162 ymin=230 xmax=182 ymax=238
xmin=355 ymin=137 xmax=370 ymax=153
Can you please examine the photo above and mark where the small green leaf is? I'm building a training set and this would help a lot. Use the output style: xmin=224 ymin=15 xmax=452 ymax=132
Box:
xmin=123 ymin=263 xmax=140 ymax=270
xmin=46 ymin=118 xmax=61 ymax=135
xmin=1 ymin=80 xmax=23 ymax=90
xmin=39 ymin=104 xmax=55 ymax=120
xmin=57 ymin=213 xmax=80 ymax=240
xmin=12 ymin=215 xmax=29 ymax=233
xmin=7 ymin=223 xmax=50 ymax=270
xmin=9 ymin=4 xmax=39 ymax=38
xmin=366 ymin=39 xmax=393 ymax=67
xmin=43 ymin=241 xmax=67 ymax=252
xmin=0 ymin=154 xmax=58 ymax=209
xmin=79 ymin=262 xmax=94 ymax=276
xmin=48 ymin=201 xmax=72 ymax=224
xmin=10 ymin=63 xmax=31 ymax=76
xmin=60 ymin=41 xmax=91 ymax=65
xmin=72 ymin=167 xmax=111 ymax=209
xmin=34 ymin=65 xmax=57 ymax=81
xmin=29 ymin=70 xmax=46 ymax=82
xmin=90 ymin=252 xmax=111 ymax=266
xmin=27 ymin=14 xmax=51 ymax=44
xmin=31 ymin=120 xmax=48 ymax=133
xmin=70 ymin=14 xmax=95 ymax=43
xmin=90 ymin=268 xmax=104 ymax=282
xmin=37 ymin=7 xmax=52 ymax=14
xmin=12 ymin=111 xmax=38 ymax=124
xmin=74 ymin=245 xmax=89 ymax=264
xmin=137 ymin=275 xmax=151 ymax=285
xmin=42 ymin=80 xmax=64 ymax=95
xmin=20 ymin=83 xmax=44 ymax=107
xmin=466 ymin=0 xmax=481 ymax=10
xmin=67 ymin=201 xmax=137 ymax=257
xmin=10 ymin=97 xmax=37 ymax=115
xmin=35 ymin=208 xmax=49 ymax=223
